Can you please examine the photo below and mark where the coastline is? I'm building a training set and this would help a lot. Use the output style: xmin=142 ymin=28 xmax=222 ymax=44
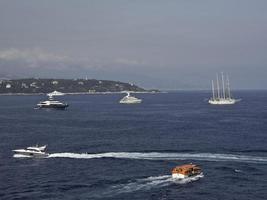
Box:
xmin=0 ymin=91 xmax=162 ymax=96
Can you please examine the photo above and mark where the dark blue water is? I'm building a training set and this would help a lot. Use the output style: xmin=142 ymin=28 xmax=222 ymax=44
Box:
xmin=1 ymin=91 xmax=267 ymax=200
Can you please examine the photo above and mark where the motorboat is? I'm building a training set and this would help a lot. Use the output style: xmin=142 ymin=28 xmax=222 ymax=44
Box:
xmin=13 ymin=145 xmax=49 ymax=158
xmin=119 ymin=92 xmax=142 ymax=104
xmin=172 ymin=164 xmax=202 ymax=179
xmin=209 ymin=72 xmax=240 ymax=105
xmin=36 ymin=96 xmax=68 ymax=109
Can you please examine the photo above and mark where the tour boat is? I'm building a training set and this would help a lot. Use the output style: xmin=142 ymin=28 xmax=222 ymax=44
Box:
xmin=172 ymin=164 xmax=202 ymax=179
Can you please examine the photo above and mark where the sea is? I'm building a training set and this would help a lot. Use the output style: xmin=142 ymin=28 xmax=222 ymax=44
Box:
xmin=0 ymin=91 xmax=267 ymax=200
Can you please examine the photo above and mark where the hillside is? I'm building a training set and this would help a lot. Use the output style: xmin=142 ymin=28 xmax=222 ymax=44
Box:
xmin=0 ymin=78 xmax=148 ymax=94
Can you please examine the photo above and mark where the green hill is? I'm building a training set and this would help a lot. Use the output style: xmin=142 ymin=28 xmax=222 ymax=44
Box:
xmin=0 ymin=78 xmax=149 ymax=94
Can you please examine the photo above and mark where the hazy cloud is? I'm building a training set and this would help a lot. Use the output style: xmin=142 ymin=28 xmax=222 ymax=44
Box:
xmin=0 ymin=48 xmax=69 ymax=65
xmin=114 ymin=58 xmax=146 ymax=66
xmin=0 ymin=0 xmax=267 ymax=89
xmin=0 ymin=48 xmax=148 ymax=71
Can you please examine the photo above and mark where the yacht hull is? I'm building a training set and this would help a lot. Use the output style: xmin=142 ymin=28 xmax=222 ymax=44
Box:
xmin=36 ymin=104 xmax=68 ymax=109
xmin=13 ymin=150 xmax=49 ymax=158
xmin=172 ymin=172 xmax=202 ymax=179
xmin=208 ymin=99 xmax=236 ymax=105
xmin=119 ymin=100 xmax=142 ymax=104
xmin=172 ymin=173 xmax=187 ymax=179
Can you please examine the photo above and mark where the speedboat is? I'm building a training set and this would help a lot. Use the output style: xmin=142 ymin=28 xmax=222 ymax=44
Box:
xmin=172 ymin=164 xmax=202 ymax=179
xmin=13 ymin=145 xmax=49 ymax=158
xmin=119 ymin=92 xmax=142 ymax=104
xmin=36 ymin=96 xmax=68 ymax=109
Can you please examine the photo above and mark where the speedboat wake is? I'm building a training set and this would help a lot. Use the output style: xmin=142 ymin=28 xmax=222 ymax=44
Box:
xmin=100 ymin=174 xmax=203 ymax=197
xmin=48 ymin=152 xmax=267 ymax=163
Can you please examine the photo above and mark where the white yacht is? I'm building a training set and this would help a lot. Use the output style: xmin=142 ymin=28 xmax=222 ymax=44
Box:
xmin=47 ymin=90 xmax=65 ymax=96
xmin=119 ymin=92 xmax=142 ymax=104
xmin=13 ymin=145 xmax=49 ymax=158
xmin=209 ymin=73 xmax=240 ymax=105
xmin=36 ymin=95 xmax=68 ymax=109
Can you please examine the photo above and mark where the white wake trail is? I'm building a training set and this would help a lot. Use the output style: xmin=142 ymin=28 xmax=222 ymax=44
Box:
xmin=105 ymin=174 xmax=204 ymax=195
xmin=48 ymin=152 xmax=267 ymax=163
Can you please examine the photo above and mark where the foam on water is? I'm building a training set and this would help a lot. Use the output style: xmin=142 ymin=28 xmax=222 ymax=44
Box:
xmin=48 ymin=152 xmax=267 ymax=163
xmin=102 ymin=174 xmax=203 ymax=196
xmin=234 ymin=169 xmax=243 ymax=173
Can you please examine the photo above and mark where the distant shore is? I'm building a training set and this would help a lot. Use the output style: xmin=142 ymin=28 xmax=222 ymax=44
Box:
xmin=0 ymin=78 xmax=156 ymax=94
xmin=0 ymin=91 xmax=161 ymax=96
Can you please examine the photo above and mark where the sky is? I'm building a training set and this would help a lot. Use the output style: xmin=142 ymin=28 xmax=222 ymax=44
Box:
xmin=0 ymin=0 xmax=267 ymax=89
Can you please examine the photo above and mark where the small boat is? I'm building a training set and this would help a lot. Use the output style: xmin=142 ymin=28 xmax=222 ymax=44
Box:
xmin=208 ymin=72 xmax=240 ymax=105
xmin=36 ymin=96 xmax=68 ymax=109
xmin=172 ymin=164 xmax=202 ymax=179
xmin=47 ymin=90 xmax=65 ymax=96
xmin=13 ymin=145 xmax=49 ymax=158
xmin=119 ymin=92 xmax=142 ymax=104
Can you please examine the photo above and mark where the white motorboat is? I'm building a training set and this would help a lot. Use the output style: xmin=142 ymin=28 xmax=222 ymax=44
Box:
xmin=47 ymin=90 xmax=65 ymax=96
xmin=13 ymin=145 xmax=49 ymax=158
xmin=119 ymin=92 xmax=142 ymax=104
xmin=209 ymin=72 xmax=240 ymax=105
xmin=36 ymin=96 xmax=68 ymax=109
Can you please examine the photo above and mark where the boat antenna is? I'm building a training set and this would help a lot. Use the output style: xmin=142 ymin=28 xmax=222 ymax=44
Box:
xmin=221 ymin=72 xmax=226 ymax=99
xmin=216 ymin=73 xmax=220 ymax=99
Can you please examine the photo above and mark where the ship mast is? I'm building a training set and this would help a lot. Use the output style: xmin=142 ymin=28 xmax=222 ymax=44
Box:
xmin=216 ymin=74 xmax=220 ymax=99
xmin=211 ymin=80 xmax=215 ymax=100
xmin=221 ymin=72 xmax=226 ymax=99
xmin=226 ymin=75 xmax=231 ymax=99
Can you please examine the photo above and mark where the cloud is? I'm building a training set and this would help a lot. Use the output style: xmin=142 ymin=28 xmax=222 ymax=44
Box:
xmin=0 ymin=48 xmax=151 ymax=82
xmin=114 ymin=58 xmax=146 ymax=66
xmin=0 ymin=48 xmax=70 ymax=66
xmin=0 ymin=48 xmax=147 ymax=71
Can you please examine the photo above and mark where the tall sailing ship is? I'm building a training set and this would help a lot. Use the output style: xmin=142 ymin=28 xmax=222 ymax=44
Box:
xmin=208 ymin=73 xmax=240 ymax=105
